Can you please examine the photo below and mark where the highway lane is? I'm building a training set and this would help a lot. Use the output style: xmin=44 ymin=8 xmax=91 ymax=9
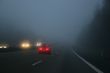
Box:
xmin=0 ymin=47 xmax=102 ymax=73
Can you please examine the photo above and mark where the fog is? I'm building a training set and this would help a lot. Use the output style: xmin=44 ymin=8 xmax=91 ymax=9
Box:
xmin=0 ymin=0 xmax=103 ymax=45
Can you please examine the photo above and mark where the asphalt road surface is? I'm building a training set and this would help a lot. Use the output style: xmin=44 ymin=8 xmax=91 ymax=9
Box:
xmin=0 ymin=47 xmax=103 ymax=73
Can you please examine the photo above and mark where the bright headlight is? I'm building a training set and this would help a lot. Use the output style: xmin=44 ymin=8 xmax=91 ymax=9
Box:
xmin=36 ymin=42 xmax=42 ymax=47
xmin=3 ymin=46 xmax=7 ymax=48
xmin=0 ymin=46 xmax=3 ymax=48
xmin=20 ymin=42 xmax=31 ymax=49
xmin=0 ymin=44 xmax=8 ymax=49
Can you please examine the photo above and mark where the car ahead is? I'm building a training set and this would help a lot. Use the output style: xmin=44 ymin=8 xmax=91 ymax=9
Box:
xmin=37 ymin=44 xmax=52 ymax=55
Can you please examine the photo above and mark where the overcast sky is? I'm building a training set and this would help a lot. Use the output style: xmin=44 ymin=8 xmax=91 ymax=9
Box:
xmin=0 ymin=0 xmax=103 ymax=45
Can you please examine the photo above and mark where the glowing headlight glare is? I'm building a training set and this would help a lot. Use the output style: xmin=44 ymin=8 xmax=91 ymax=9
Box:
xmin=3 ymin=46 xmax=7 ymax=48
xmin=0 ymin=46 xmax=2 ymax=48
xmin=36 ymin=42 xmax=42 ymax=47
xmin=20 ymin=42 xmax=31 ymax=49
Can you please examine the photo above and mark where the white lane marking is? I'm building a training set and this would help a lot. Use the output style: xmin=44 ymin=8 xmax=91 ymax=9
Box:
xmin=32 ymin=60 xmax=42 ymax=66
xmin=72 ymin=50 xmax=103 ymax=73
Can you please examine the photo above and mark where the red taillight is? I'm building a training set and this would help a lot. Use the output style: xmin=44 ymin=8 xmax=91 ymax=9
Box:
xmin=38 ymin=46 xmax=51 ymax=55
xmin=46 ymin=48 xmax=49 ymax=51
xmin=39 ymin=48 xmax=43 ymax=51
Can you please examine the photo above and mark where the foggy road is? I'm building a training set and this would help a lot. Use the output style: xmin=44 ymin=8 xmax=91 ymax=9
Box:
xmin=0 ymin=47 xmax=103 ymax=73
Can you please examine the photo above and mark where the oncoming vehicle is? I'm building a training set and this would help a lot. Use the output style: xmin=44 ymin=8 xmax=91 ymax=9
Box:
xmin=0 ymin=43 xmax=8 ymax=49
xmin=20 ymin=41 xmax=31 ymax=49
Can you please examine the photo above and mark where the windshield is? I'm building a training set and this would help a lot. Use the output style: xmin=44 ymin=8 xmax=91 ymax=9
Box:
xmin=0 ymin=0 xmax=108 ymax=73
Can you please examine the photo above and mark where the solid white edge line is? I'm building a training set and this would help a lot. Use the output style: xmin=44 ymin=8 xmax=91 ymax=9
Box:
xmin=72 ymin=50 xmax=103 ymax=73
